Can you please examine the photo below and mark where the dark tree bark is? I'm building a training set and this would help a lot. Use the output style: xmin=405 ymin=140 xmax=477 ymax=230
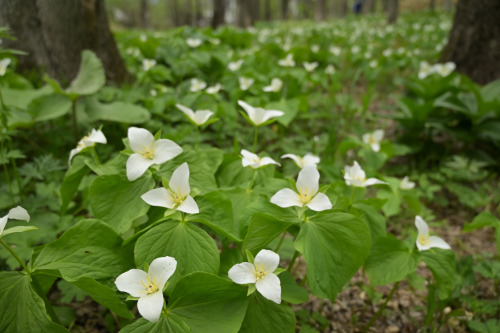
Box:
xmin=212 ymin=0 xmax=225 ymax=28
xmin=171 ymin=0 xmax=181 ymax=27
xmin=264 ymin=0 xmax=272 ymax=20
xmin=140 ymin=0 xmax=150 ymax=28
xmin=236 ymin=0 xmax=249 ymax=27
xmin=282 ymin=0 xmax=289 ymax=19
xmin=387 ymin=0 xmax=398 ymax=24
xmin=382 ymin=0 xmax=388 ymax=11
xmin=370 ymin=0 xmax=377 ymax=12
xmin=429 ymin=0 xmax=436 ymax=11
xmin=315 ymin=0 xmax=326 ymax=20
xmin=250 ymin=0 xmax=261 ymax=24
xmin=441 ymin=0 xmax=500 ymax=84
xmin=339 ymin=0 xmax=348 ymax=17
xmin=444 ymin=0 xmax=453 ymax=10
xmin=0 ymin=0 xmax=128 ymax=84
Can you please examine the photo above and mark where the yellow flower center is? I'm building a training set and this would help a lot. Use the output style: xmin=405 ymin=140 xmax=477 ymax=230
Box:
xmin=77 ymin=133 xmax=91 ymax=149
xmin=140 ymin=275 xmax=159 ymax=294
xmin=368 ymin=135 xmax=377 ymax=145
xmin=138 ymin=143 xmax=155 ymax=159
xmin=353 ymin=174 xmax=367 ymax=183
xmin=419 ymin=234 xmax=430 ymax=246
xmin=254 ymin=264 xmax=269 ymax=281
xmin=298 ymin=186 xmax=315 ymax=204
xmin=167 ymin=187 xmax=186 ymax=205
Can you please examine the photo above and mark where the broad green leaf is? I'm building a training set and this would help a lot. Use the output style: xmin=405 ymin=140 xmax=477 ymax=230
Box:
xmin=60 ymin=155 xmax=90 ymax=214
xmin=135 ymin=221 xmax=220 ymax=291
xmin=219 ymin=248 xmax=243 ymax=279
xmin=2 ymin=85 xmax=53 ymax=109
xmin=421 ymin=249 xmax=455 ymax=299
xmin=351 ymin=202 xmax=386 ymax=241
xmin=279 ymin=270 xmax=309 ymax=304
xmin=364 ymin=236 xmax=421 ymax=286
xmin=28 ymin=93 xmax=72 ymax=122
xmin=186 ymin=191 xmax=240 ymax=241
xmin=266 ymin=99 xmax=300 ymax=127
xmin=295 ymin=212 xmax=371 ymax=300
xmin=120 ymin=314 xmax=191 ymax=333
xmin=243 ymin=213 xmax=297 ymax=255
xmin=82 ymin=97 xmax=151 ymax=124
xmin=252 ymin=178 xmax=290 ymax=198
xmin=89 ymin=173 xmax=154 ymax=234
xmin=85 ymin=153 xmax=127 ymax=176
xmin=239 ymin=293 xmax=295 ymax=333
xmin=0 ymin=272 xmax=68 ymax=333
xmin=66 ymin=50 xmax=105 ymax=96
xmin=198 ymin=148 xmax=224 ymax=174
xmin=463 ymin=211 xmax=500 ymax=231
xmin=223 ymin=187 xmax=260 ymax=236
xmin=468 ymin=319 xmax=500 ymax=333
xmin=0 ymin=226 xmax=38 ymax=237
xmin=376 ymin=189 xmax=401 ymax=217
xmin=217 ymin=159 xmax=275 ymax=189
xmin=33 ymin=219 xmax=134 ymax=280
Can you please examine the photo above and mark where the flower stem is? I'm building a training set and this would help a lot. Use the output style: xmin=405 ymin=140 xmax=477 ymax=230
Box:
xmin=288 ymin=250 xmax=300 ymax=273
xmin=274 ymin=232 xmax=286 ymax=252
xmin=361 ymin=281 xmax=400 ymax=333
xmin=248 ymin=169 xmax=257 ymax=191
xmin=349 ymin=187 xmax=358 ymax=207
xmin=195 ymin=126 xmax=199 ymax=151
xmin=71 ymin=100 xmax=78 ymax=142
xmin=253 ymin=126 xmax=258 ymax=153
xmin=299 ymin=273 xmax=308 ymax=287
xmin=1 ymin=140 xmax=15 ymax=205
xmin=0 ymin=238 xmax=31 ymax=274
xmin=8 ymin=140 xmax=23 ymax=202
xmin=91 ymin=146 xmax=100 ymax=165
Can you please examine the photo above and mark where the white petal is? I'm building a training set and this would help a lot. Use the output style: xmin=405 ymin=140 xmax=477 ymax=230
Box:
xmin=261 ymin=110 xmax=284 ymax=123
xmin=263 ymin=85 xmax=273 ymax=92
xmin=176 ymin=195 xmax=199 ymax=214
xmin=115 ymin=269 xmax=148 ymax=297
xmin=128 ymin=127 xmax=155 ymax=153
xmin=306 ymin=193 xmax=332 ymax=212
xmin=415 ymin=216 xmax=429 ymax=236
xmin=8 ymin=206 xmax=30 ymax=222
xmin=137 ymin=291 xmax=164 ymax=322
xmin=296 ymin=165 xmax=319 ymax=196
xmin=252 ymin=108 xmax=267 ymax=125
xmin=370 ymin=142 xmax=381 ymax=152
xmin=254 ymin=249 xmax=279 ymax=273
xmin=152 ymin=139 xmax=183 ymax=165
xmin=362 ymin=133 xmax=370 ymax=145
xmin=126 ymin=154 xmax=155 ymax=181
xmin=427 ymin=236 xmax=451 ymax=250
xmin=88 ymin=129 xmax=107 ymax=144
xmin=169 ymin=163 xmax=191 ymax=196
xmin=228 ymin=262 xmax=257 ymax=284
xmin=302 ymin=153 xmax=320 ymax=166
xmin=372 ymin=130 xmax=384 ymax=141
xmin=281 ymin=154 xmax=300 ymax=165
xmin=270 ymin=188 xmax=303 ymax=208
xmin=259 ymin=157 xmax=280 ymax=167
xmin=141 ymin=188 xmax=175 ymax=209
xmin=69 ymin=148 xmax=82 ymax=164
xmin=362 ymin=178 xmax=388 ymax=187
xmin=176 ymin=104 xmax=195 ymax=120
xmin=238 ymin=100 xmax=255 ymax=121
xmin=350 ymin=161 xmax=366 ymax=180
xmin=0 ymin=215 xmax=8 ymax=234
xmin=193 ymin=111 xmax=214 ymax=125
xmin=148 ymin=256 xmax=177 ymax=290
xmin=256 ymin=273 xmax=281 ymax=304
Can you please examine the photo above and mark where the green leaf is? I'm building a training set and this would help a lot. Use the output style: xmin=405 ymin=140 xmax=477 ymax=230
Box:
xmin=223 ymin=187 xmax=260 ymax=237
xmin=134 ymin=221 xmax=220 ymax=291
xmin=468 ymin=319 xmax=500 ymax=333
xmin=0 ymin=226 xmax=38 ymax=237
xmin=219 ymin=248 xmax=243 ymax=279
xmin=1 ymin=85 xmax=53 ymax=109
xmin=294 ymin=212 xmax=371 ymax=300
xmin=120 ymin=314 xmax=191 ymax=333
xmin=28 ymin=93 xmax=72 ymax=122
xmin=198 ymin=148 xmax=224 ymax=174
xmin=421 ymin=249 xmax=455 ymax=299
xmin=266 ymin=99 xmax=300 ymax=127
xmin=89 ymin=173 xmax=155 ymax=234
xmin=243 ymin=213 xmax=296 ymax=255
xmin=82 ymin=97 xmax=151 ymax=124
xmin=186 ymin=191 xmax=240 ymax=241
xmin=279 ymin=270 xmax=309 ymax=304
xmin=364 ymin=236 xmax=421 ymax=286
xmin=85 ymin=153 xmax=127 ymax=176
xmin=0 ymin=272 xmax=68 ymax=333
xmin=33 ymin=219 xmax=134 ymax=280
xmin=66 ymin=50 xmax=105 ymax=96
xmin=60 ymin=155 xmax=90 ymax=214
xmin=463 ymin=211 xmax=500 ymax=232
xmin=239 ymin=293 xmax=295 ymax=333
xmin=351 ymin=202 xmax=387 ymax=241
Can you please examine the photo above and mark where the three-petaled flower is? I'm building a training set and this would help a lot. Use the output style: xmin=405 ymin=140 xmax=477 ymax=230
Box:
xmin=433 ymin=62 xmax=456 ymax=77
xmin=400 ymin=176 xmax=416 ymax=190
xmin=263 ymin=78 xmax=283 ymax=92
xmin=238 ymin=100 xmax=284 ymax=126
xmin=228 ymin=249 xmax=281 ymax=304
xmin=228 ymin=59 xmax=244 ymax=71
xmin=239 ymin=77 xmax=254 ymax=91
xmin=415 ymin=216 xmax=451 ymax=251
xmin=206 ymin=83 xmax=221 ymax=94
xmin=69 ymin=129 xmax=107 ymax=164
xmin=344 ymin=161 xmax=387 ymax=187
xmin=281 ymin=153 xmax=320 ymax=168
xmin=303 ymin=62 xmax=319 ymax=72
xmin=176 ymin=104 xmax=214 ymax=126
xmin=241 ymin=149 xmax=280 ymax=169
xmin=278 ymin=54 xmax=295 ymax=67
xmin=0 ymin=206 xmax=30 ymax=236
xmin=142 ymin=59 xmax=156 ymax=71
xmin=126 ymin=127 xmax=183 ymax=181
xmin=115 ymin=256 xmax=177 ymax=322
xmin=271 ymin=165 xmax=332 ymax=212
xmin=418 ymin=61 xmax=433 ymax=79
xmin=190 ymin=78 xmax=207 ymax=92
xmin=362 ymin=129 xmax=384 ymax=152
xmin=141 ymin=162 xmax=199 ymax=214
xmin=186 ymin=38 xmax=202 ymax=48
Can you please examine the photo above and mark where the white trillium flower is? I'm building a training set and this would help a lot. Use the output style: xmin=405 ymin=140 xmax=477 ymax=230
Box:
xmin=369 ymin=60 xmax=378 ymax=68
xmin=0 ymin=58 xmax=11 ymax=76
xmin=278 ymin=53 xmax=295 ymax=67
xmin=0 ymin=206 xmax=30 ymax=236
xmin=400 ymin=176 xmax=416 ymax=190
xmin=238 ymin=100 xmax=284 ymax=126
xmin=126 ymin=127 xmax=183 ymax=181
xmin=139 ymin=34 xmax=147 ymax=42
xmin=418 ymin=61 xmax=434 ymax=79
xmin=209 ymin=38 xmax=221 ymax=45
xmin=176 ymin=104 xmax=214 ymax=126
xmin=239 ymin=77 xmax=254 ymax=91
xmin=281 ymin=153 xmax=320 ymax=168
xmin=344 ymin=161 xmax=388 ymax=188
xmin=228 ymin=59 xmax=244 ymax=71
xmin=325 ymin=64 xmax=336 ymax=75
xmin=206 ymin=83 xmax=221 ymax=94
xmin=150 ymin=89 xmax=157 ymax=97
xmin=415 ymin=216 xmax=451 ymax=251
xmin=329 ymin=46 xmax=341 ymax=56
xmin=115 ymin=256 xmax=177 ymax=322
xmin=228 ymin=249 xmax=281 ymax=304
xmin=186 ymin=38 xmax=202 ymax=48
xmin=362 ymin=129 xmax=384 ymax=152
xmin=351 ymin=46 xmax=360 ymax=54
xmin=311 ymin=44 xmax=320 ymax=53
xmin=69 ymin=129 xmax=107 ymax=164
xmin=141 ymin=163 xmax=199 ymax=214
xmin=263 ymin=78 xmax=283 ymax=92
xmin=383 ymin=49 xmax=392 ymax=57
xmin=433 ymin=62 xmax=456 ymax=77
xmin=271 ymin=165 xmax=332 ymax=212
xmin=190 ymin=78 xmax=207 ymax=92
xmin=142 ymin=59 xmax=156 ymax=71
xmin=303 ymin=62 xmax=319 ymax=72
xmin=241 ymin=149 xmax=280 ymax=169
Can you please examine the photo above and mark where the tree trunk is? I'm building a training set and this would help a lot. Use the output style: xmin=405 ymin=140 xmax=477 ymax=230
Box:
xmin=171 ymin=0 xmax=181 ymax=27
xmin=382 ymin=0 xmax=388 ymax=11
xmin=250 ymin=0 xmax=261 ymax=24
xmin=339 ymin=0 xmax=348 ymax=17
xmin=264 ymin=0 xmax=272 ymax=20
xmin=0 ymin=0 xmax=128 ymax=84
xmin=387 ymin=0 xmax=398 ymax=24
xmin=370 ymin=0 xmax=377 ymax=12
xmin=140 ymin=0 xmax=149 ymax=28
xmin=444 ymin=0 xmax=453 ymax=10
xmin=212 ymin=0 xmax=225 ymax=28
xmin=315 ymin=0 xmax=326 ymax=20
xmin=237 ymin=0 xmax=249 ymax=27
xmin=282 ymin=0 xmax=289 ymax=19
xmin=440 ymin=0 xmax=500 ymax=85
xmin=429 ymin=0 xmax=436 ymax=11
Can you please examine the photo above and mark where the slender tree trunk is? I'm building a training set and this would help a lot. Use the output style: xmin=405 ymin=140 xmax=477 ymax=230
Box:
xmin=370 ymin=0 xmax=377 ymax=12
xmin=265 ymin=0 xmax=272 ymax=20
xmin=140 ymin=0 xmax=149 ymax=28
xmin=382 ymin=0 xmax=388 ymax=11
xmin=429 ymin=0 xmax=436 ymax=11
xmin=250 ymin=0 xmax=261 ymax=24
xmin=282 ymin=0 xmax=289 ymax=19
xmin=0 ymin=0 xmax=128 ymax=84
xmin=171 ymin=0 xmax=180 ymax=27
xmin=339 ymin=0 xmax=348 ymax=17
xmin=387 ymin=0 xmax=398 ymax=24
xmin=444 ymin=0 xmax=453 ymax=10
xmin=212 ymin=0 xmax=225 ymax=28
xmin=440 ymin=0 xmax=500 ymax=84
xmin=237 ymin=0 xmax=248 ymax=27
xmin=315 ymin=0 xmax=326 ymax=20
